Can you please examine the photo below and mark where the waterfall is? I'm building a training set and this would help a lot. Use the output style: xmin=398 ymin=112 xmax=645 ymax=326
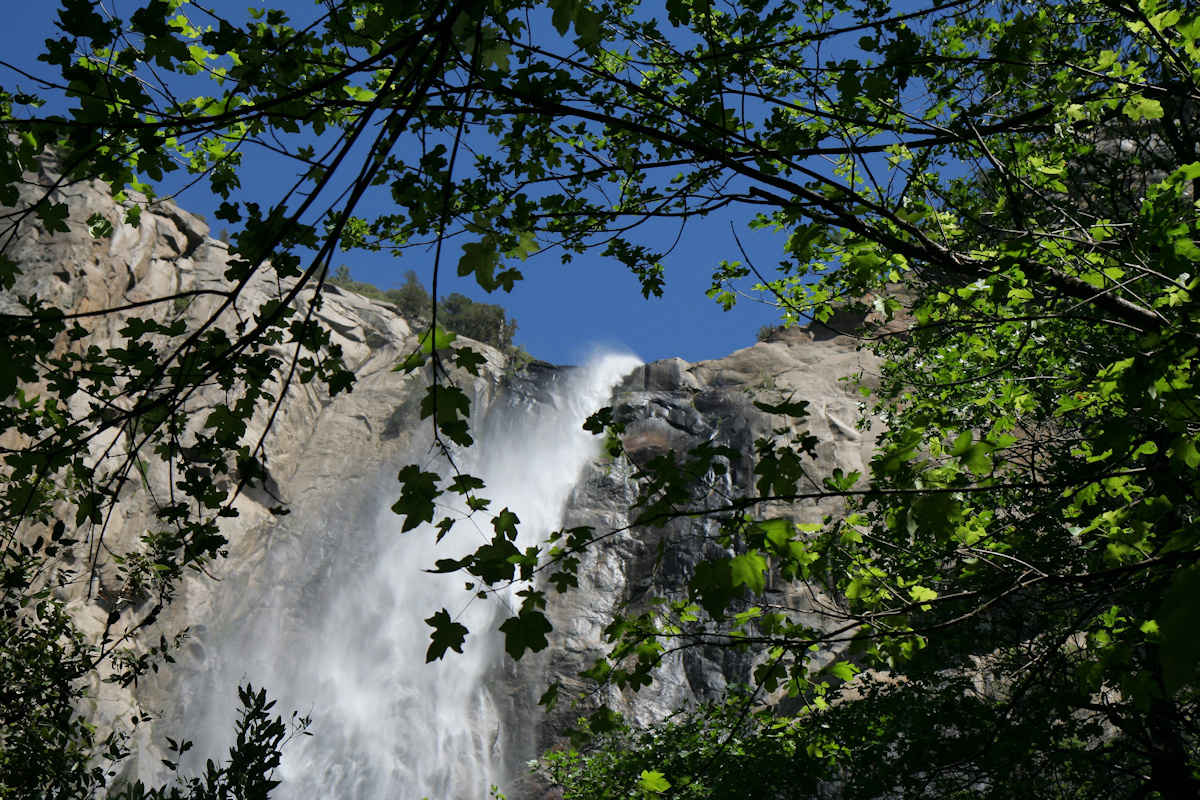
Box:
xmin=163 ymin=350 xmax=641 ymax=800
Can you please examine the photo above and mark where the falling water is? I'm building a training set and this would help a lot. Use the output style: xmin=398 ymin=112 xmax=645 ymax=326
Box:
xmin=164 ymin=350 xmax=641 ymax=800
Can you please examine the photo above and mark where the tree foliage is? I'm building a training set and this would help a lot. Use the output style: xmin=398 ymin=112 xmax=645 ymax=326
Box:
xmin=390 ymin=270 xmax=435 ymax=320
xmin=330 ymin=266 xmax=519 ymax=348
xmin=437 ymin=291 xmax=519 ymax=349
xmin=4 ymin=0 xmax=1200 ymax=796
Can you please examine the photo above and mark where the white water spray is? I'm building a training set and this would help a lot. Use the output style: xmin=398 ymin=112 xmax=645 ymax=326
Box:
xmin=168 ymin=350 xmax=641 ymax=800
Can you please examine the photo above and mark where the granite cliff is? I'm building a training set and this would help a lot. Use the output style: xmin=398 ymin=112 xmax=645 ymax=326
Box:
xmin=1 ymin=158 xmax=880 ymax=797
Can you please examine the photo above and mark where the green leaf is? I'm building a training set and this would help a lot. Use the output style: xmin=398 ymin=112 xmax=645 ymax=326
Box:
xmin=909 ymin=584 xmax=938 ymax=606
xmin=1168 ymin=435 xmax=1200 ymax=473
xmin=548 ymin=0 xmax=580 ymax=34
xmin=420 ymin=384 xmax=474 ymax=447
xmin=425 ymin=608 xmax=469 ymax=662
xmin=0 ymin=253 xmax=18 ymax=291
xmin=37 ymin=202 xmax=71 ymax=234
xmin=754 ymin=518 xmax=795 ymax=555
xmin=1176 ymin=13 xmax=1200 ymax=39
xmin=85 ymin=212 xmax=113 ymax=239
xmin=823 ymin=468 xmax=861 ymax=492
xmin=1172 ymin=238 xmax=1200 ymax=263
xmin=395 ymin=350 xmax=427 ymax=373
xmin=480 ymin=40 xmax=513 ymax=72
xmin=730 ymin=550 xmax=767 ymax=595
xmin=468 ymin=536 xmax=521 ymax=584
xmin=493 ymin=507 xmax=520 ymax=541
xmin=458 ymin=240 xmax=500 ymax=291
xmin=826 ymin=660 xmax=858 ymax=681
xmin=664 ymin=0 xmax=691 ymax=25
xmin=448 ymin=474 xmax=485 ymax=495
xmin=950 ymin=431 xmax=997 ymax=476
xmin=498 ymin=609 xmax=553 ymax=659
xmin=343 ymin=85 xmax=376 ymax=102
xmin=420 ymin=326 xmax=457 ymax=353
xmin=638 ymin=771 xmax=672 ymax=794
xmin=572 ymin=8 xmax=602 ymax=46
xmin=390 ymin=465 xmax=442 ymax=532
xmin=847 ymin=249 xmax=884 ymax=278
xmin=538 ymin=681 xmax=561 ymax=710
xmin=689 ymin=558 xmax=734 ymax=617
xmin=910 ymin=493 xmax=964 ymax=542
xmin=454 ymin=346 xmax=487 ymax=376
xmin=1157 ymin=565 xmax=1200 ymax=694
xmin=1123 ymin=95 xmax=1164 ymax=121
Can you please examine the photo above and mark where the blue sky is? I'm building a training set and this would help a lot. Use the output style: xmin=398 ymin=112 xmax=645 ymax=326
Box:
xmin=5 ymin=1 xmax=796 ymax=366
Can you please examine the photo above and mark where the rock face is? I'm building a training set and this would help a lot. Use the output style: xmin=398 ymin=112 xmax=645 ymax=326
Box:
xmin=2 ymin=162 xmax=879 ymax=797
xmin=499 ymin=328 xmax=880 ymax=782
xmin=0 ymin=154 xmax=507 ymax=779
